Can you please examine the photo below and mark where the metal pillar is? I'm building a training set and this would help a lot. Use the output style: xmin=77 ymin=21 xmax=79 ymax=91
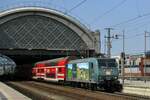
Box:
xmin=105 ymin=28 xmax=113 ymax=58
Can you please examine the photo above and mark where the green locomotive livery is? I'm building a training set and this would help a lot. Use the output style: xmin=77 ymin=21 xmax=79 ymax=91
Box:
xmin=66 ymin=57 xmax=122 ymax=92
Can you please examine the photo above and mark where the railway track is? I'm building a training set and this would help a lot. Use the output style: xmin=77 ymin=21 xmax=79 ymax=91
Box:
xmin=5 ymin=81 xmax=150 ymax=100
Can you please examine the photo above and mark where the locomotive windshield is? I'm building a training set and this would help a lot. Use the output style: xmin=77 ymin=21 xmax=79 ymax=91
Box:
xmin=98 ymin=59 xmax=118 ymax=78
xmin=98 ymin=59 xmax=117 ymax=67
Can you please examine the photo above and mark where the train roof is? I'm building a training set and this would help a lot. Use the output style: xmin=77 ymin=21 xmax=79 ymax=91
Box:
xmin=68 ymin=57 xmax=116 ymax=64
xmin=35 ymin=56 xmax=76 ymax=65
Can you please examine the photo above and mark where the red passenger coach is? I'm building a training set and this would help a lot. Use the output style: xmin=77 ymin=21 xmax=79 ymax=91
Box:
xmin=32 ymin=57 xmax=70 ymax=82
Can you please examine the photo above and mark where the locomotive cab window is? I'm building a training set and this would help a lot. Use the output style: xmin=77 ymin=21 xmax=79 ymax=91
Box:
xmin=98 ymin=59 xmax=117 ymax=68
xmin=37 ymin=69 xmax=44 ymax=73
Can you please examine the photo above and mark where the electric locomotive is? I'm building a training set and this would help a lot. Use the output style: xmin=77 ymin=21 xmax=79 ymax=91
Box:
xmin=32 ymin=57 xmax=122 ymax=92
xmin=66 ymin=57 xmax=122 ymax=92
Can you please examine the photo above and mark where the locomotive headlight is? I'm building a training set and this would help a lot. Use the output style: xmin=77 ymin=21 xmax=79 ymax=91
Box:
xmin=106 ymin=69 xmax=111 ymax=75
xmin=114 ymin=76 xmax=118 ymax=79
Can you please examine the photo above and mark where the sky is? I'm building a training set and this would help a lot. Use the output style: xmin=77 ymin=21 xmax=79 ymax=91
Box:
xmin=0 ymin=0 xmax=150 ymax=56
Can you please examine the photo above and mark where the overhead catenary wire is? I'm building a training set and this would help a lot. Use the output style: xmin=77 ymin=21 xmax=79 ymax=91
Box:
xmin=126 ymin=20 xmax=150 ymax=33
xmin=114 ymin=16 xmax=150 ymax=35
xmin=110 ymin=11 xmax=150 ymax=28
xmin=49 ymin=0 xmax=91 ymax=30
xmin=67 ymin=0 xmax=87 ymax=13
xmin=108 ymin=12 xmax=150 ymax=31
xmin=111 ymin=32 xmax=144 ymax=42
xmin=135 ymin=0 xmax=141 ymax=16
xmin=125 ymin=33 xmax=144 ymax=39
xmin=122 ymin=33 xmax=143 ymax=40
xmin=91 ymin=0 xmax=127 ymax=24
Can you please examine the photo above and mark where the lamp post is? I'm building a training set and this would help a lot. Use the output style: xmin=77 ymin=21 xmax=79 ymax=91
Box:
xmin=115 ymin=30 xmax=125 ymax=85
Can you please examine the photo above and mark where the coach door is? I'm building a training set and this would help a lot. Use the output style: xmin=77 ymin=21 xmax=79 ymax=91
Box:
xmin=57 ymin=66 xmax=65 ymax=80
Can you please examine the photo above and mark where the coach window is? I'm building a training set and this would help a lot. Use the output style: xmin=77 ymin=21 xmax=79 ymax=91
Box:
xmin=58 ymin=68 xmax=62 ymax=73
xmin=38 ymin=69 xmax=44 ymax=73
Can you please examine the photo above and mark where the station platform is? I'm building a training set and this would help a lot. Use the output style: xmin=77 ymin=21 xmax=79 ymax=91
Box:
xmin=123 ymin=80 xmax=150 ymax=97
xmin=124 ymin=80 xmax=150 ymax=88
xmin=0 ymin=82 xmax=31 ymax=100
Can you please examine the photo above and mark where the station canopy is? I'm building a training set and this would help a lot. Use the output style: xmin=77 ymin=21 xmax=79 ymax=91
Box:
xmin=0 ymin=7 xmax=99 ymax=52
